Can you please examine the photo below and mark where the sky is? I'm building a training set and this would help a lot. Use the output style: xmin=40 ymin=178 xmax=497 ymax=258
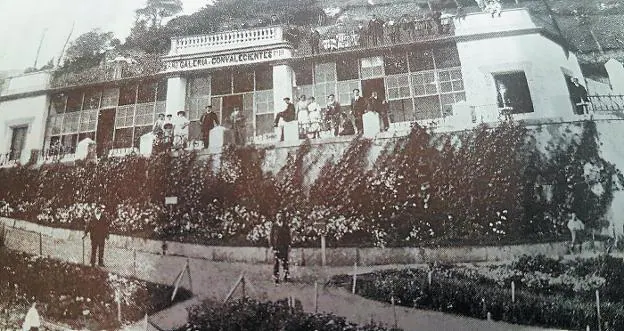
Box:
xmin=0 ymin=0 xmax=210 ymax=72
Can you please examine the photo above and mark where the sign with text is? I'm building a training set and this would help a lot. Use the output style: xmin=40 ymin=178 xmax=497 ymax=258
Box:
xmin=165 ymin=196 xmax=178 ymax=205
xmin=164 ymin=48 xmax=289 ymax=72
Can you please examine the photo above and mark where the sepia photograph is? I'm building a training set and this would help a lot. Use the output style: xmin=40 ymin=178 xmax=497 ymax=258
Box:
xmin=1 ymin=0 xmax=624 ymax=330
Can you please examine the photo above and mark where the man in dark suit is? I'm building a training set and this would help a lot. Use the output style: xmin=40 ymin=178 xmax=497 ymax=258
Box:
xmin=270 ymin=212 xmax=291 ymax=284
xmin=326 ymin=94 xmax=342 ymax=137
xmin=351 ymin=89 xmax=367 ymax=134
xmin=84 ymin=205 xmax=110 ymax=267
xmin=310 ymin=29 xmax=321 ymax=55
xmin=571 ymin=77 xmax=589 ymax=115
xmin=274 ymin=97 xmax=297 ymax=141
xmin=200 ymin=105 xmax=219 ymax=148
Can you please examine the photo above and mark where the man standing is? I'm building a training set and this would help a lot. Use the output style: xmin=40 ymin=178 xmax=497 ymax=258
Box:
xmin=567 ymin=212 xmax=585 ymax=253
xmin=274 ymin=97 xmax=297 ymax=141
xmin=174 ymin=111 xmax=190 ymax=149
xmin=351 ymin=89 xmax=367 ymax=134
xmin=368 ymin=91 xmax=389 ymax=131
xmin=270 ymin=212 xmax=291 ymax=284
xmin=152 ymin=113 xmax=165 ymax=137
xmin=310 ymin=29 xmax=321 ymax=55
xmin=85 ymin=205 xmax=110 ymax=267
xmin=200 ymin=105 xmax=219 ymax=149
xmin=326 ymin=94 xmax=342 ymax=137
xmin=230 ymin=107 xmax=246 ymax=146
xmin=571 ymin=77 xmax=589 ymax=115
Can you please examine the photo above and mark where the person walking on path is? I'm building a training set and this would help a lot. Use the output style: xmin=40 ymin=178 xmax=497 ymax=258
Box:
xmin=567 ymin=212 xmax=585 ymax=253
xmin=200 ymin=105 xmax=219 ymax=149
xmin=270 ymin=212 xmax=291 ymax=284
xmin=85 ymin=205 xmax=110 ymax=267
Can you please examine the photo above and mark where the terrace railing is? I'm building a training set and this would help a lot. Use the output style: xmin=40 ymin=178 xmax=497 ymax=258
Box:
xmin=587 ymin=95 xmax=624 ymax=113
xmin=169 ymin=26 xmax=285 ymax=56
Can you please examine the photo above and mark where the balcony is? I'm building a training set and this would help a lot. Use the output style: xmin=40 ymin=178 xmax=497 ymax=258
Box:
xmin=168 ymin=26 xmax=286 ymax=56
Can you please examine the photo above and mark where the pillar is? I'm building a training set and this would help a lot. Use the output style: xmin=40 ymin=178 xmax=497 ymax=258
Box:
xmin=272 ymin=64 xmax=294 ymax=116
xmin=606 ymin=59 xmax=624 ymax=94
xmin=165 ymin=76 xmax=187 ymax=116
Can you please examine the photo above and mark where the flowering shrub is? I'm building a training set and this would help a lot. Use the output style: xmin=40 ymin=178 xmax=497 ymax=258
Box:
xmin=0 ymin=249 xmax=191 ymax=330
xmin=178 ymin=298 xmax=402 ymax=331
xmin=331 ymin=254 xmax=624 ymax=330
xmin=0 ymin=121 xmax=620 ymax=248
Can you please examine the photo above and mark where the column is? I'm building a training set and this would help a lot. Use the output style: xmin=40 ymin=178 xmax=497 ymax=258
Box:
xmin=272 ymin=64 xmax=294 ymax=116
xmin=165 ymin=76 xmax=187 ymax=116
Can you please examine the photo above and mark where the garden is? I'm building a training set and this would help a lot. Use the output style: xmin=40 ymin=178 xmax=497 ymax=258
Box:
xmin=175 ymin=298 xmax=401 ymax=331
xmin=0 ymin=248 xmax=192 ymax=330
xmin=329 ymin=254 xmax=624 ymax=331
xmin=0 ymin=121 xmax=621 ymax=248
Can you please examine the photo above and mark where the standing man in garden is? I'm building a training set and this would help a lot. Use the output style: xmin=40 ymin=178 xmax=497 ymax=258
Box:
xmin=270 ymin=212 xmax=291 ymax=284
xmin=326 ymin=94 xmax=342 ymax=137
xmin=230 ymin=106 xmax=246 ymax=146
xmin=200 ymin=105 xmax=219 ymax=149
xmin=85 ymin=205 xmax=110 ymax=267
xmin=567 ymin=212 xmax=585 ymax=253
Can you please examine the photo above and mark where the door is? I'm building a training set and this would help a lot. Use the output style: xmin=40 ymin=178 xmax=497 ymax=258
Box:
xmin=564 ymin=74 xmax=578 ymax=111
xmin=361 ymin=78 xmax=386 ymax=100
xmin=222 ymin=95 xmax=244 ymax=129
xmin=96 ymin=108 xmax=116 ymax=157
xmin=9 ymin=126 xmax=28 ymax=161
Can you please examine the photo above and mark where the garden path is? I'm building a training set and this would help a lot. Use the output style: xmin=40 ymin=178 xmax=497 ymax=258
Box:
xmin=7 ymin=229 xmax=563 ymax=331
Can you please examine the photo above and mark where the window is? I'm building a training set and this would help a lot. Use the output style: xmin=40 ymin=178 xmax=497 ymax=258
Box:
xmin=294 ymin=64 xmax=313 ymax=86
xmin=386 ymin=74 xmax=411 ymax=100
xmin=336 ymin=58 xmax=359 ymax=81
xmin=211 ymin=70 xmax=232 ymax=95
xmin=440 ymin=92 xmax=466 ymax=116
xmin=156 ymin=80 xmax=168 ymax=101
xmin=119 ymin=85 xmax=137 ymax=106
xmin=411 ymin=71 xmax=438 ymax=96
xmin=361 ymin=56 xmax=384 ymax=79
xmin=493 ymin=71 xmax=534 ymax=114
xmin=155 ymin=101 xmax=166 ymax=117
xmin=388 ymin=99 xmax=415 ymax=123
xmin=50 ymin=94 xmax=66 ymax=114
xmin=438 ymin=68 xmax=464 ymax=93
xmin=211 ymin=96 xmax=222 ymax=123
xmin=337 ymin=80 xmax=360 ymax=106
xmin=115 ymin=105 xmax=135 ymax=128
xmin=294 ymin=85 xmax=314 ymax=100
xmin=101 ymin=88 xmax=119 ymax=108
xmin=83 ymin=91 xmax=101 ymax=110
xmin=65 ymin=92 xmax=83 ymax=112
xmin=79 ymin=110 xmax=98 ymax=132
xmin=434 ymin=45 xmax=461 ymax=69
xmin=233 ymin=70 xmax=254 ymax=93
xmin=49 ymin=115 xmax=64 ymax=135
xmin=256 ymin=90 xmax=274 ymax=115
xmin=414 ymin=95 xmax=442 ymax=120
xmin=314 ymin=63 xmax=336 ymax=83
xmin=408 ymin=50 xmax=435 ymax=72
xmin=256 ymin=66 xmax=273 ymax=90
xmin=134 ymin=103 xmax=155 ymax=126
xmin=114 ymin=128 xmax=133 ymax=148
xmin=384 ymin=53 xmax=409 ymax=76
xmin=9 ymin=126 xmax=28 ymax=161
xmin=62 ymin=112 xmax=80 ymax=134
xmin=188 ymin=97 xmax=211 ymax=121
xmin=188 ymin=77 xmax=211 ymax=97
xmin=137 ymin=81 xmax=157 ymax=103
xmin=315 ymin=83 xmax=336 ymax=102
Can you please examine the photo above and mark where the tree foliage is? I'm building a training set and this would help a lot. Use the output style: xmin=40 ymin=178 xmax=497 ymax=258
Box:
xmin=62 ymin=29 xmax=119 ymax=72
xmin=136 ymin=0 xmax=183 ymax=29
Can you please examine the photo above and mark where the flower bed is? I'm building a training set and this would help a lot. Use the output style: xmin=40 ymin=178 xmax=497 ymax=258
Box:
xmin=330 ymin=255 xmax=624 ymax=330
xmin=0 ymin=248 xmax=192 ymax=330
xmin=176 ymin=298 xmax=401 ymax=331
xmin=0 ymin=121 xmax=620 ymax=248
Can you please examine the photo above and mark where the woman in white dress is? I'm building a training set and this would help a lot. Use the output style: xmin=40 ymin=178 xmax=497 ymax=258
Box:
xmin=307 ymin=97 xmax=321 ymax=139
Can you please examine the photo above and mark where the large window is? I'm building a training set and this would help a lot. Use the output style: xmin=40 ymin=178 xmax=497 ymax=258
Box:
xmin=413 ymin=95 xmax=442 ymax=120
xmin=50 ymin=93 xmax=66 ymax=114
xmin=336 ymin=58 xmax=359 ymax=81
xmin=137 ymin=81 xmax=157 ymax=103
xmin=115 ymin=105 xmax=135 ymax=128
xmin=337 ymin=80 xmax=360 ymax=106
xmin=314 ymin=62 xmax=337 ymax=101
xmin=233 ymin=69 xmax=254 ymax=93
xmin=212 ymin=70 xmax=232 ymax=95
xmin=134 ymin=103 xmax=155 ymax=126
xmin=9 ymin=126 xmax=28 ymax=161
xmin=361 ymin=56 xmax=384 ymax=79
xmin=386 ymin=74 xmax=411 ymax=100
xmin=408 ymin=50 xmax=435 ymax=72
xmin=83 ymin=91 xmax=101 ymax=110
xmin=65 ymin=92 xmax=83 ymax=113
xmin=256 ymin=66 xmax=273 ymax=90
xmin=79 ymin=110 xmax=98 ymax=132
xmin=294 ymin=64 xmax=313 ymax=86
xmin=119 ymin=85 xmax=137 ymax=106
xmin=188 ymin=76 xmax=212 ymax=121
xmin=493 ymin=71 xmax=534 ymax=114
xmin=411 ymin=71 xmax=438 ymax=96
xmin=101 ymin=88 xmax=119 ymax=108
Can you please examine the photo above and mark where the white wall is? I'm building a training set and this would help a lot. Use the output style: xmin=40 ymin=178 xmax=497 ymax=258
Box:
xmin=0 ymin=94 xmax=49 ymax=163
xmin=457 ymin=32 xmax=583 ymax=121
xmin=0 ymin=71 xmax=51 ymax=97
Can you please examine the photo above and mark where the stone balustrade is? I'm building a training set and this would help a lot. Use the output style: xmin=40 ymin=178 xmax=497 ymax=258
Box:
xmin=169 ymin=26 xmax=285 ymax=56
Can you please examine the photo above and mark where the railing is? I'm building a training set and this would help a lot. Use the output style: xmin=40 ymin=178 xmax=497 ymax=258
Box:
xmin=170 ymin=26 xmax=285 ymax=55
xmin=293 ymin=19 xmax=454 ymax=57
xmin=587 ymin=95 xmax=624 ymax=113
xmin=37 ymin=146 xmax=77 ymax=164
xmin=0 ymin=152 xmax=17 ymax=167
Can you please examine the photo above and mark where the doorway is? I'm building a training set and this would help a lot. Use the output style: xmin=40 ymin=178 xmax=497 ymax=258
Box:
xmin=222 ymin=95 xmax=244 ymax=128
xmin=563 ymin=73 xmax=578 ymax=112
xmin=96 ymin=108 xmax=116 ymax=157
xmin=361 ymin=78 xmax=386 ymax=100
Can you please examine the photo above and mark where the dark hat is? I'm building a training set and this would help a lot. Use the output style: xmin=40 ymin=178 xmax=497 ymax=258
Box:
xmin=166 ymin=114 xmax=172 ymax=117
xmin=177 ymin=110 xmax=186 ymax=116
xmin=283 ymin=97 xmax=290 ymax=101
xmin=205 ymin=105 xmax=212 ymax=109
xmin=158 ymin=113 xmax=165 ymax=117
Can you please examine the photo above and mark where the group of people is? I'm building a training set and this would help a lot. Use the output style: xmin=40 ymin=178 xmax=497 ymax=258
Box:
xmin=152 ymin=111 xmax=191 ymax=152
xmin=274 ymin=89 xmax=390 ymax=141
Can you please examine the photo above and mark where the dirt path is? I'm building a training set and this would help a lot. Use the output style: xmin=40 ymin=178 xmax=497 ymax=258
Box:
xmin=6 ymin=227 xmax=560 ymax=331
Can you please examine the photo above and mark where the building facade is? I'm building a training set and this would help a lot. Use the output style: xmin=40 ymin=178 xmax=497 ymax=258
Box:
xmin=0 ymin=9 xmax=595 ymax=165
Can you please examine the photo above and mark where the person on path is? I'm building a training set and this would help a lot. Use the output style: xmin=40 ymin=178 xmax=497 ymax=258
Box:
xmin=85 ymin=205 xmax=110 ymax=267
xmin=567 ymin=212 xmax=585 ymax=253
xmin=200 ymin=105 xmax=219 ymax=148
xmin=270 ymin=212 xmax=291 ymax=284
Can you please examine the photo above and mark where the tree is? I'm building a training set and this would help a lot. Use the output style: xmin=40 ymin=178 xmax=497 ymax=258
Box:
xmin=63 ymin=29 xmax=118 ymax=71
xmin=136 ymin=0 xmax=183 ymax=30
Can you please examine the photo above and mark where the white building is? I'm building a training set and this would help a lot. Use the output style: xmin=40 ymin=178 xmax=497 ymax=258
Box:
xmin=0 ymin=8 xmax=614 ymax=166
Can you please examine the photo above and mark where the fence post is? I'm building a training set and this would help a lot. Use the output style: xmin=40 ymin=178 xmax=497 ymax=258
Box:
xmin=427 ymin=270 xmax=433 ymax=286
xmin=314 ymin=281 xmax=319 ymax=313
xmin=391 ymin=294 xmax=398 ymax=328
xmin=321 ymin=236 xmax=326 ymax=267
xmin=596 ymin=290 xmax=602 ymax=331
xmin=241 ymin=276 xmax=246 ymax=299
xmin=511 ymin=281 xmax=515 ymax=303
xmin=352 ymin=262 xmax=357 ymax=294
xmin=39 ymin=233 xmax=42 ymax=256
xmin=133 ymin=250 xmax=137 ymax=276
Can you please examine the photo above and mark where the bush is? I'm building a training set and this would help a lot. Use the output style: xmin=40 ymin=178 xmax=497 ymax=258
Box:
xmin=177 ymin=298 xmax=402 ymax=331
